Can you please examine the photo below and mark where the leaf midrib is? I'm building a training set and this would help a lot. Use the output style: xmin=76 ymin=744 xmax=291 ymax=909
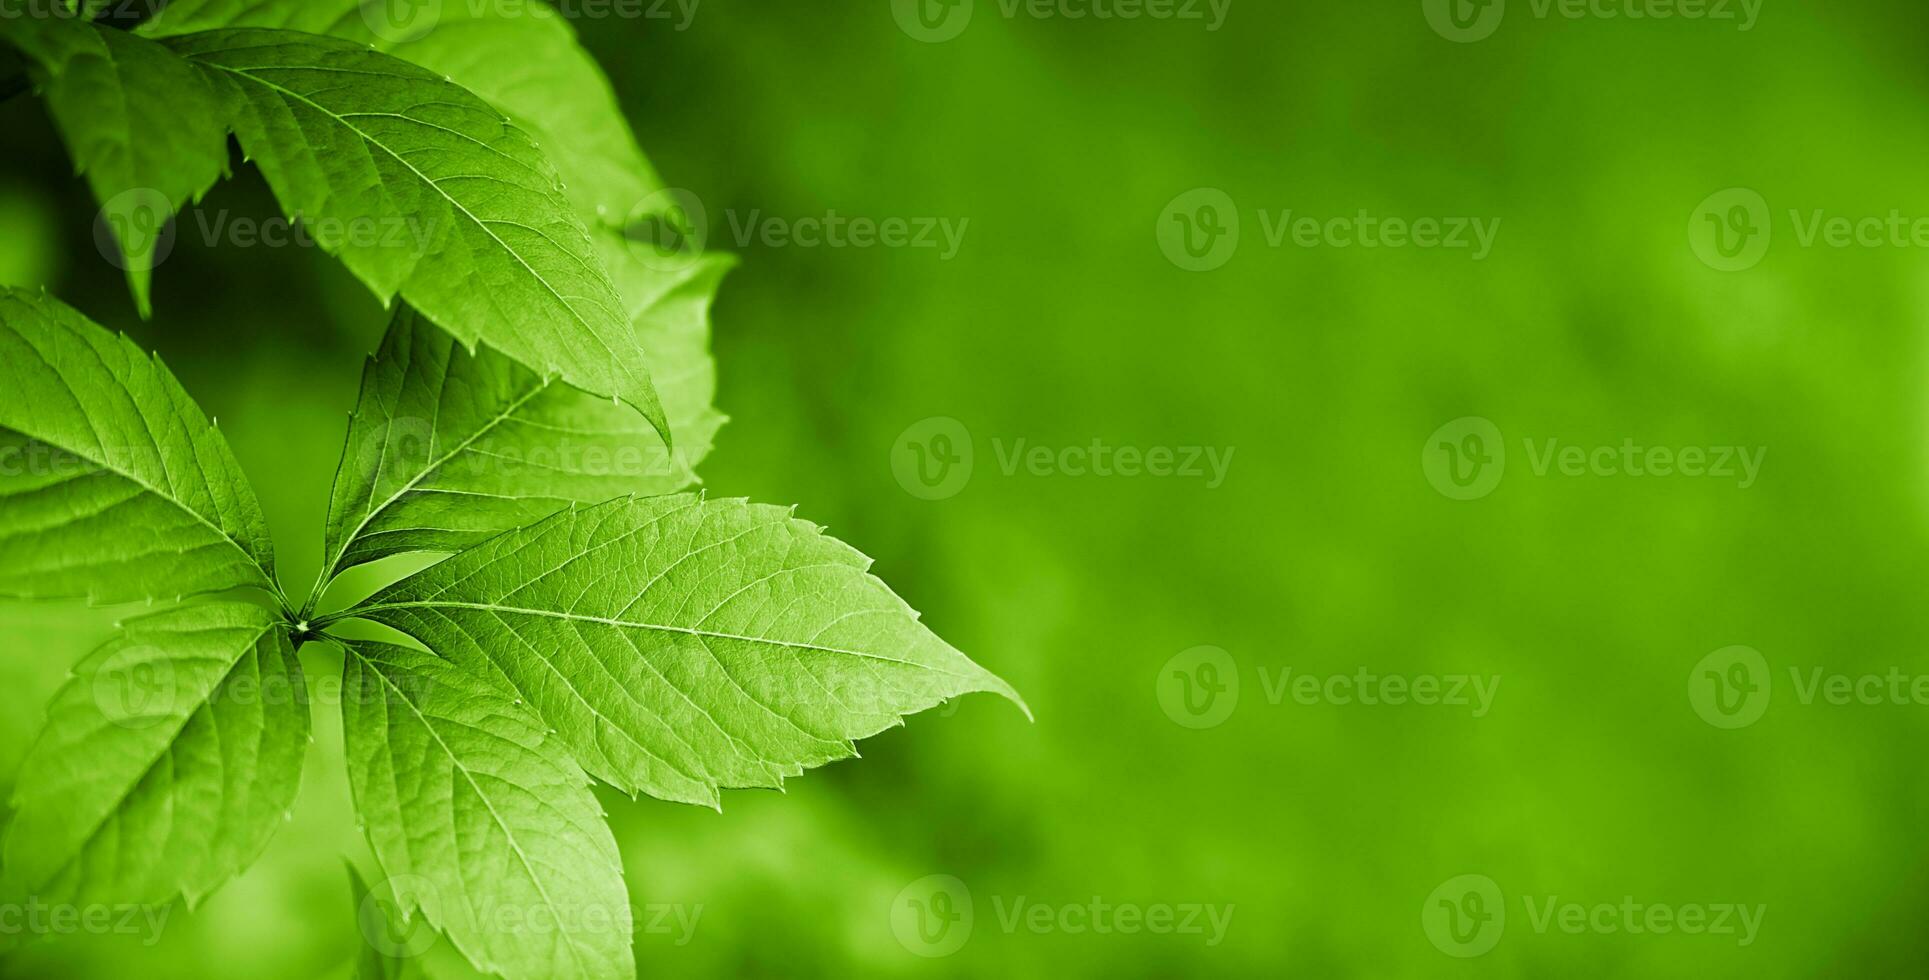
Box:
xmin=340 ymin=600 xmax=976 ymax=679
xmin=346 ymin=645 xmax=598 ymax=977
xmin=182 ymin=51 xmax=632 ymax=392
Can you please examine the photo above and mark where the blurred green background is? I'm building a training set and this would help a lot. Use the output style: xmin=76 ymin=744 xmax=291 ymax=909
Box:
xmin=5 ymin=1 xmax=1929 ymax=976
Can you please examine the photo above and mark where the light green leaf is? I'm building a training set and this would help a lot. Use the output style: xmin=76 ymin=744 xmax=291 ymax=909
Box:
xmin=340 ymin=639 xmax=631 ymax=980
xmin=0 ymin=15 xmax=230 ymax=316
xmin=347 ymin=861 xmax=492 ymax=980
xmin=1 ymin=601 xmax=306 ymax=908
xmin=0 ymin=287 xmax=277 ymax=603
xmin=336 ymin=495 xmax=1026 ymax=807
xmin=161 ymin=28 xmax=667 ymax=438
xmin=140 ymin=0 xmax=665 ymax=222
xmin=346 ymin=862 xmax=409 ymax=980
xmin=319 ymin=252 xmax=728 ymax=583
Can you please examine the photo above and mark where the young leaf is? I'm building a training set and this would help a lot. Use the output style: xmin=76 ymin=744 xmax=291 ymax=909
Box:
xmin=0 ymin=16 xmax=229 ymax=316
xmin=1 ymin=601 xmax=306 ymax=908
xmin=0 ymin=287 xmax=277 ymax=603
xmin=334 ymin=495 xmax=1027 ymax=807
xmin=161 ymin=29 xmax=667 ymax=439
xmin=339 ymin=639 xmax=631 ymax=980
xmin=346 ymin=862 xmax=490 ymax=980
xmin=319 ymin=253 xmax=729 ymax=583
xmin=346 ymin=862 xmax=410 ymax=980
xmin=139 ymin=0 xmax=665 ymax=223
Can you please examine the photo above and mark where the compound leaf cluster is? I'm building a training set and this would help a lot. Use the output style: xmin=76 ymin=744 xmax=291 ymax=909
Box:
xmin=0 ymin=6 xmax=1022 ymax=978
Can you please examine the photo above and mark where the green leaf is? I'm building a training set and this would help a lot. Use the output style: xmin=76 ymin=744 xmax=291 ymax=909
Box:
xmin=319 ymin=251 xmax=728 ymax=583
xmin=1 ymin=601 xmax=306 ymax=908
xmin=336 ymin=495 xmax=1026 ymax=807
xmin=339 ymin=639 xmax=631 ymax=980
xmin=0 ymin=287 xmax=277 ymax=603
xmin=140 ymin=0 xmax=665 ymax=222
xmin=0 ymin=15 xmax=230 ymax=316
xmin=347 ymin=861 xmax=492 ymax=980
xmin=346 ymin=862 xmax=409 ymax=980
xmin=161 ymin=28 xmax=667 ymax=438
